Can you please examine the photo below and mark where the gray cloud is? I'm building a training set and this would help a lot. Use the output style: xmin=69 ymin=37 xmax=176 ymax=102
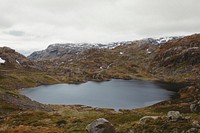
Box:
xmin=0 ymin=0 xmax=200 ymax=52
xmin=5 ymin=30 xmax=25 ymax=37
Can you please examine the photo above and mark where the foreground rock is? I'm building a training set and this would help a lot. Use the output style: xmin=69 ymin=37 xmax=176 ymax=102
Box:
xmin=86 ymin=118 xmax=116 ymax=133
xmin=167 ymin=111 xmax=183 ymax=121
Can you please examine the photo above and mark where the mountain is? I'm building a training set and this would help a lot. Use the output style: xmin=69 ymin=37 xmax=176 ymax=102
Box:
xmin=28 ymin=37 xmax=179 ymax=61
xmin=27 ymin=42 xmax=130 ymax=61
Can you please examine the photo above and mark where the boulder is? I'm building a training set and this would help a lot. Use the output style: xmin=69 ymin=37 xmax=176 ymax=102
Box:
xmin=86 ymin=118 xmax=116 ymax=133
xmin=192 ymin=120 xmax=200 ymax=128
xmin=167 ymin=111 xmax=182 ymax=121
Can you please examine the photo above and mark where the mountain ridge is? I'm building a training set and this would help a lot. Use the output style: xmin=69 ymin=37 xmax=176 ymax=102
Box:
xmin=28 ymin=36 xmax=180 ymax=61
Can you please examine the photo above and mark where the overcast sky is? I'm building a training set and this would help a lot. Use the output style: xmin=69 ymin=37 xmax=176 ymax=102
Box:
xmin=0 ymin=0 xmax=200 ymax=53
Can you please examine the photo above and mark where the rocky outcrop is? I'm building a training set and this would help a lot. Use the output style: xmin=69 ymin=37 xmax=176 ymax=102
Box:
xmin=86 ymin=118 xmax=116 ymax=133
xmin=0 ymin=47 xmax=36 ymax=69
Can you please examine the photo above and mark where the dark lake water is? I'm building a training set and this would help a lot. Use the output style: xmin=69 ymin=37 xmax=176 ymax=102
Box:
xmin=21 ymin=79 xmax=179 ymax=110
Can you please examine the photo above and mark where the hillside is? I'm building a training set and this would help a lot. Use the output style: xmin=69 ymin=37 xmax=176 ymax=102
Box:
xmin=0 ymin=34 xmax=199 ymax=132
xmin=151 ymin=34 xmax=200 ymax=82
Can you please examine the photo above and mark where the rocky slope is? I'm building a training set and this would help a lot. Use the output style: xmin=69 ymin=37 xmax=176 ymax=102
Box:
xmin=154 ymin=34 xmax=200 ymax=67
xmin=150 ymin=34 xmax=200 ymax=83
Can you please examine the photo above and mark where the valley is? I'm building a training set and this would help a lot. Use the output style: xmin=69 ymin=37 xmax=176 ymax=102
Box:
xmin=0 ymin=34 xmax=200 ymax=132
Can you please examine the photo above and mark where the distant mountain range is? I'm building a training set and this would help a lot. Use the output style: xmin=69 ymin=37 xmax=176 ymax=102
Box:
xmin=28 ymin=36 xmax=180 ymax=60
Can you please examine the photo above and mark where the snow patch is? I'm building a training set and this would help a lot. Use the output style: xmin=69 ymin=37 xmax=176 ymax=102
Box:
xmin=119 ymin=52 xmax=123 ymax=55
xmin=49 ymin=41 xmax=130 ymax=50
xmin=16 ymin=60 xmax=20 ymax=65
xmin=0 ymin=57 xmax=5 ymax=63
xmin=107 ymin=63 xmax=112 ymax=69
xmin=146 ymin=49 xmax=152 ymax=54
xmin=154 ymin=36 xmax=180 ymax=44
xmin=192 ymin=47 xmax=199 ymax=49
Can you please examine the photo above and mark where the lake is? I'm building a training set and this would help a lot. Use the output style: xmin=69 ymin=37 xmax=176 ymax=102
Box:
xmin=21 ymin=79 xmax=179 ymax=110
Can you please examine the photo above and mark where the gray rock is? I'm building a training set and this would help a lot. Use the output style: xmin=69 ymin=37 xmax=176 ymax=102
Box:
xmin=128 ymin=129 xmax=135 ymax=133
xmin=190 ymin=101 xmax=200 ymax=113
xmin=86 ymin=118 xmax=116 ymax=133
xmin=167 ymin=111 xmax=182 ymax=121
xmin=172 ymin=128 xmax=178 ymax=133
xmin=184 ymin=116 xmax=191 ymax=121
xmin=186 ymin=128 xmax=198 ymax=133
xmin=139 ymin=116 xmax=160 ymax=124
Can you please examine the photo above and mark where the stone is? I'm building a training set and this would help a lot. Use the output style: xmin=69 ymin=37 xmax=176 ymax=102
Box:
xmin=139 ymin=116 xmax=160 ymax=124
xmin=172 ymin=128 xmax=178 ymax=133
xmin=192 ymin=121 xmax=200 ymax=128
xmin=186 ymin=128 xmax=198 ymax=133
xmin=56 ymin=120 xmax=67 ymax=128
xmin=128 ymin=129 xmax=135 ymax=133
xmin=167 ymin=111 xmax=182 ymax=121
xmin=86 ymin=118 xmax=116 ymax=133
xmin=184 ymin=116 xmax=191 ymax=121
xmin=190 ymin=101 xmax=200 ymax=113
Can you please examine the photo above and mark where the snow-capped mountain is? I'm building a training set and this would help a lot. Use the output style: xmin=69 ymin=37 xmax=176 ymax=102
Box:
xmin=28 ymin=36 xmax=180 ymax=61
xmin=27 ymin=41 xmax=133 ymax=60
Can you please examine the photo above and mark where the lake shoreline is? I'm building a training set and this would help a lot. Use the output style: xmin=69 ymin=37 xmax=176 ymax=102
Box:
xmin=20 ymin=79 xmax=182 ymax=111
